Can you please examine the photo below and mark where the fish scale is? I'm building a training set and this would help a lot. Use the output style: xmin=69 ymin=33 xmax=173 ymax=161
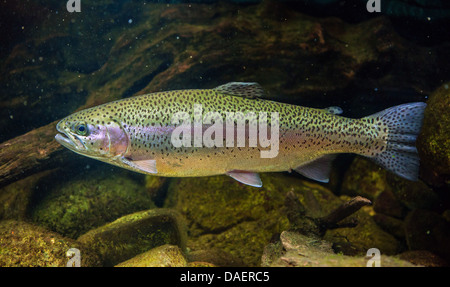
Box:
xmin=55 ymin=82 xmax=426 ymax=187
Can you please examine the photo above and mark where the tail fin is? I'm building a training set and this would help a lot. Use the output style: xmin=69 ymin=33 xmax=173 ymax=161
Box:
xmin=366 ymin=102 xmax=427 ymax=181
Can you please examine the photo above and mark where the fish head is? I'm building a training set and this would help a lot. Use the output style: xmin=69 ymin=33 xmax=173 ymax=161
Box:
xmin=55 ymin=109 xmax=129 ymax=159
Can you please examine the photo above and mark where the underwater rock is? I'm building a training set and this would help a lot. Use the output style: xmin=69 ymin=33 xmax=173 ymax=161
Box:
xmin=386 ymin=174 xmax=439 ymax=211
xmin=324 ymin=202 xmax=401 ymax=256
xmin=166 ymin=173 xmax=340 ymax=236
xmin=341 ymin=157 xmax=446 ymax=259
xmin=115 ymin=244 xmax=187 ymax=267
xmin=341 ymin=157 xmax=389 ymax=201
xmin=417 ymin=82 xmax=450 ymax=187
xmin=186 ymin=248 xmax=245 ymax=267
xmin=187 ymin=261 xmax=216 ymax=267
xmin=168 ymin=173 xmax=397 ymax=266
xmin=0 ymin=170 xmax=54 ymax=220
xmin=145 ymin=176 xmax=169 ymax=206
xmin=261 ymin=230 xmax=415 ymax=267
xmin=165 ymin=173 xmax=344 ymax=266
xmin=30 ymin=166 xmax=157 ymax=239
xmin=0 ymin=220 xmax=101 ymax=267
xmin=372 ymin=213 xmax=405 ymax=240
xmin=261 ymin=191 xmax=410 ymax=266
xmin=166 ymin=174 xmax=287 ymax=236
xmin=77 ymin=208 xmax=187 ymax=267
xmin=373 ymin=189 xmax=407 ymax=219
xmin=398 ymin=250 xmax=449 ymax=267
xmin=188 ymin=219 xmax=283 ymax=267
xmin=404 ymin=209 xmax=450 ymax=261
xmin=442 ymin=210 xmax=450 ymax=222
xmin=342 ymin=157 xmax=439 ymax=211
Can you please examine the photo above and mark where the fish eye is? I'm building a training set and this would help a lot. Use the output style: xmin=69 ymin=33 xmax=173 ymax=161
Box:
xmin=74 ymin=122 xmax=89 ymax=136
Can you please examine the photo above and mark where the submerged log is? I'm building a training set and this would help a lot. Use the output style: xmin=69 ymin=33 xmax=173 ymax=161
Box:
xmin=0 ymin=121 xmax=69 ymax=188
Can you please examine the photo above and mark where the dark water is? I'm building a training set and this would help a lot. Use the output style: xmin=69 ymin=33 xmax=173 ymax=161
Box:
xmin=1 ymin=0 xmax=449 ymax=267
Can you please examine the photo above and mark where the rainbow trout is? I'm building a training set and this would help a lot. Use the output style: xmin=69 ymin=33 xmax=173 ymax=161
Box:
xmin=55 ymin=82 xmax=426 ymax=187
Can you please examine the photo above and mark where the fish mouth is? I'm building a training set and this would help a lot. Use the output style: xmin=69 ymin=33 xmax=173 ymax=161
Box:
xmin=55 ymin=122 xmax=87 ymax=151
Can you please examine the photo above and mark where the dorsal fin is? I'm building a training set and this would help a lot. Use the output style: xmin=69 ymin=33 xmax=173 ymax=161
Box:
xmin=214 ymin=82 xmax=265 ymax=99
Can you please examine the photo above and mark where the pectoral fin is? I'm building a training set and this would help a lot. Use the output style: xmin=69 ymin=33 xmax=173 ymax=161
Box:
xmin=294 ymin=155 xmax=336 ymax=183
xmin=226 ymin=170 xmax=262 ymax=187
xmin=121 ymin=158 xmax=157 ymax=174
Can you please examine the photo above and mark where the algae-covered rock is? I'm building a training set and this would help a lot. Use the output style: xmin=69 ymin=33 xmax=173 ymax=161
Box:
xmin=145 ymin=176 xmax=169 ymax=205
xmin=188 ymin=261 xmax=216 ymax=267
xmin=0 ymin=170 xmax=54 ymax=221
xmin=0 ymin=220 xmax=101 ymax=267
xmin=262 ymin=230 xmax=415 ymax=267
xmin=372 ymin=213 xmax=405 ymax=240
xmin=166 ymin=173 xmax=343 ymax=266
xmin=404 ymin=209 xmax=450 ymax=260
xmin=386 ymin=175 xmax=439 ymax=211
xmin=166 ymin=174 xmax=283 ymax=235
xmin=189 ymin=220 xmax=279 ymax=267
xmin=186 ymin=248 xmax=245 ymax=267
xmin=398 ymin=250 xmax=449 ymax=267
xmin=342 ymin=157 xmax=439 ymax=212
xmin=341 ymin=157 xmax=389 ymax=201
xmin=166 ymin=173 xmax=341 ymax=235
xmin=417 ymin=82 xmax=450 ymax=186
xmin=77 ymin=208 xmax=187 ymax=266
xmin=115 ymin=244 xmax=187 ymax=267
xmin=324 ymin=204 xmax=401 ymax=256
xmin=443 ymin=210 xmax=450 ymax=222
xmin=30 ymin=166 xmax=158 ymax=239
xmin=373 ymin=189 xmax=407 ymax=219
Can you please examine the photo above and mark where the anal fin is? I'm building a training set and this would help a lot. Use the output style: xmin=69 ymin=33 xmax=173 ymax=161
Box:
xmin=294 ymin=155 xmax=336 ymax=183
xmin=226 ymin=170 xmax=262 ymax=187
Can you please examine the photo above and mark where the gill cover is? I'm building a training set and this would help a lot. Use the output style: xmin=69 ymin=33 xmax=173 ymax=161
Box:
xmin=56 ymin=118 xmax=128 ymax=158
